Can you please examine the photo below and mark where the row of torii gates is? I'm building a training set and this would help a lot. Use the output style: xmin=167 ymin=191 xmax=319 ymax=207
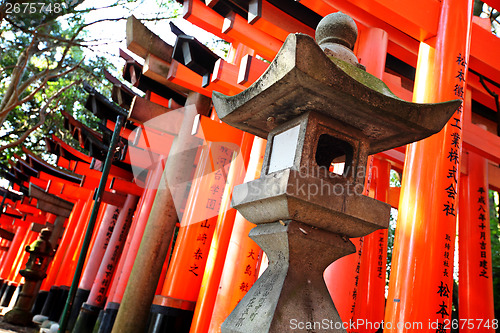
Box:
xmin=0 ymin=0 xmax=498 ymax=332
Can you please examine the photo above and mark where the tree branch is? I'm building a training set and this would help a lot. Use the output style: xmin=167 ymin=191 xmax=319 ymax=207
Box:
xmin=0 ymin=79 xmax=82 ymax=152
xmin=0 ymin=56 xmax=85 ymax=118
xmin=0 ymin=35 xmax=36 ymax=116
xmin=4 ymin=17 xmax=85 ymax=48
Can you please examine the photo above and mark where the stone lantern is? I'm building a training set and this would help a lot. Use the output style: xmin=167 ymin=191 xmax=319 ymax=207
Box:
xmin=212 ymin=12 xmax=460 ymax=333
xmin=5 ymin=228 xmax=55 ymax=325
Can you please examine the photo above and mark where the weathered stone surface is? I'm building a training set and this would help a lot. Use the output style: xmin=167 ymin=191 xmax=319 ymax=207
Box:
xmin=315 ymin=12 xmax=360 ymax=67
xmin=222 ymin=221 xmax=354 ymax=333
xmin=212 ymin=33 xmax=460 ymax=155
xmin=5 ymin=229 xmax=54 ymax=326
xmin=214 ymin=11 xmax=459 ymax=333
xmin=232 ymin=168 xmax=390 ymax=237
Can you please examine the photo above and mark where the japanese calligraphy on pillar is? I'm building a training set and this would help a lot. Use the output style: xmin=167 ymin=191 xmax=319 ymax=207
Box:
xmin=349 ymin=238 xmax=363 ymax=323
xmin=187 ymin=144 xmax=235 ymax=278
xmin=435 ymin=234 xmax=452 ymax=325
xmin=434 ymin=51 xmax=468 ymax=332
xmin=235 ymin=246 xmax=261 ymax=304
xmin=442 ymin=53 xmax=467 ymax=219
xmin=477 ymin=187 xmax=489 ymax=279
xmin=376 ymin=231 xmax=385 ymax=279
xmin=104 ymin=208 xmax=120 ymax=250
xmin=95 ymin=205 xmax=135 ymax=306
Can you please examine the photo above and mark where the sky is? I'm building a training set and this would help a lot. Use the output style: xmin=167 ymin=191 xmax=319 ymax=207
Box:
xmin=77 ymin=0 xmax=221 ymax=72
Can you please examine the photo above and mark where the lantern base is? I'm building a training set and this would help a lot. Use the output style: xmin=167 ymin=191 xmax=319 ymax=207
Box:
xmin=4 ymin=279 xmax=43 ymax=326
xmin=4 ymin=307 xmax=35 ymax=326
xmin=221 ymin=220 xmax=355 ymax=333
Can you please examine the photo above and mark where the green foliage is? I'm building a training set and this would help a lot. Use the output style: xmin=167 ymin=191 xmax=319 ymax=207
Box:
xmin=489 ymin=190 xmax=500 ymax=322
xmin=0 ymin=0 xmax=120 ymax=167
xmin=473 ymin=0 xmax=500 ymax=36
xmin=385 ymin=169 xmax=401 ymax=285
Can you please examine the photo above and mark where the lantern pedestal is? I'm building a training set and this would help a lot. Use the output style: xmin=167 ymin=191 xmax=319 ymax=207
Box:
xmin=222 ymin=220 xmax=354 ymax=333
xmin=5 ymin=229 xmax=54 ymax=326
xmin=213 ymin=11 xmax=459 ymax=333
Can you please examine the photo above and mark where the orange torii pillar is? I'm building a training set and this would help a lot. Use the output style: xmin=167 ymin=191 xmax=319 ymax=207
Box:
xmin=34 ymin=198 xmax=86 ymax=317
xmin=36 ymin=198 xmax=85 ymax=314
xmin=48 ymin=199 xmax=107 ymax=324
xmin=96 ymin=159 xmax=164 ymax=333
xmin=0 ymin=222 xmax=30 ymax=306
xmin=0 ymin=221 xmax=12 ymax=292
xmin=459 ymin=150 xmax=495 ymax=332
xmin=4 ymin=224 xmax=39 ymax=307
xmin=73 ymin=194 xmax=139 ymax=333
xmin=111 ymin=93 xmax=212 ymax=333
xmin=187 ymin=132 xmax=254 ymax=333
xmin=323 ymin=25 xmax=389 ymax=330
xmin=0 ymin=223 xmax=30 ymax=281
xmin=206 ymin=137 xmax=267 ymax=333
xmin=65 ymin=203 xmax=122 ymax=330
xmin=149 ymin=128 xmax=242 ymax=332
xmin=354 ymin=157 xmax=390 ymax=331
xmin=0 ymin=234 xmax=12 ymax=268
xmin=384 ymin=0 xmax=473 ymax=332
xmin=39 ymin=193 xmax=95 ymax=323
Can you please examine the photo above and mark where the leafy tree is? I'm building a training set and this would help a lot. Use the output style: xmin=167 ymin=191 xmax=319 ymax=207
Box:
xmin=0 ymin=0 xmax=180 ymax=166
xmin=474 ymin=0 xmax=500 ymax=35
xmin=489 ymin=190 xmax=500 ymax=323
xmin=0 ymin=0 xmax=111 ymax=164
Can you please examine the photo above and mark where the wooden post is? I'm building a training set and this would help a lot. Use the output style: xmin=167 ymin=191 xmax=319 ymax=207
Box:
xmin=458 ymin=150 xmax=495 ymax=332
xmin=111 ymin=93 xmax=210 ymax=333
xmin=384 ymin=0 xmax=473 ymax=330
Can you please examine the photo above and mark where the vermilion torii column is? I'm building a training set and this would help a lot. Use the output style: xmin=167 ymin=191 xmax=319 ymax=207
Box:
xmin=205 ymin=137 xmax=267 ymax=333
xmin=65 ymin=203 xmax=122 ymax=331
xmin=187 ymin=132 xmax=254 ymax=333
xmin=5 ymin=184 xmax=74 ymax=325
xmin=458 ymin=150 xmax=495 ymax=332
xmin=111 ymin=93 xmax=211 ymax=333
xmin=0 ymin=220 xmax=30 ymax=306
xmin=151 ymin=123 xmax=247 ymax=332
xmin=324 ymin=26 xmax=390 ymax=331
xmin=73 ymin=194 xmax=139 ymax=333
xmin=384 ymin=0 xmax=473 ymax=331
xmin=36 ymin=198 xmax=86 ymax=321
xmin=96 ymin=159 xmax=164 ymax=333
xmin=0 ymin=223 xmax=30 ymax=282
xmin=354 ymin=157 xmax=390 ymax=331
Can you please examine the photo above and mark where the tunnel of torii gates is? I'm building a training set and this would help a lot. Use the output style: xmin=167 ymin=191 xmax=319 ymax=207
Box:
xmin=0 ymin=0 xmax=499 ymax=332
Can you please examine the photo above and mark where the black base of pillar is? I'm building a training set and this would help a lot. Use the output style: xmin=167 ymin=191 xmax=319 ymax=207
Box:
xmin=0 ymin=283 xmax=17 ymax=307
xmin=146 ymin=304 xmax=194 ymax=333
xmin=40 ymin=286 xmax=59 ymax=317
xmin=93 ymin=308 xmax=104 ymax=332
xmin=67 ymin=288 xmax=90 ymax=332
xmin=0 ymin=281 xmax=7 ymax=300
xmin=48 ymin=285 xmax=68 ymax=322
xmin=32 ymin=290 xmax=48 ymax=315
xmin=95 ymin=302 xmax=119 ymax=333
xmin=73 ymin=302 xmax=102 ymax=333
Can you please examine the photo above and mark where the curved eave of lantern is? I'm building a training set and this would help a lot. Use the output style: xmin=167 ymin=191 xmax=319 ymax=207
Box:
xmin=213 ymin=33 xmax=461 ymax=155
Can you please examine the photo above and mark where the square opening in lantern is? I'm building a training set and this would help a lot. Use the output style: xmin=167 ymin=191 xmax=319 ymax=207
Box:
xmin=315 ymin=134 xmax=354 ymax=177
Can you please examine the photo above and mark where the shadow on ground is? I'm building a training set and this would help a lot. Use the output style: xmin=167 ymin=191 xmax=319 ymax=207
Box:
xmin=0 ymin=315 xmax=37 ymax=333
